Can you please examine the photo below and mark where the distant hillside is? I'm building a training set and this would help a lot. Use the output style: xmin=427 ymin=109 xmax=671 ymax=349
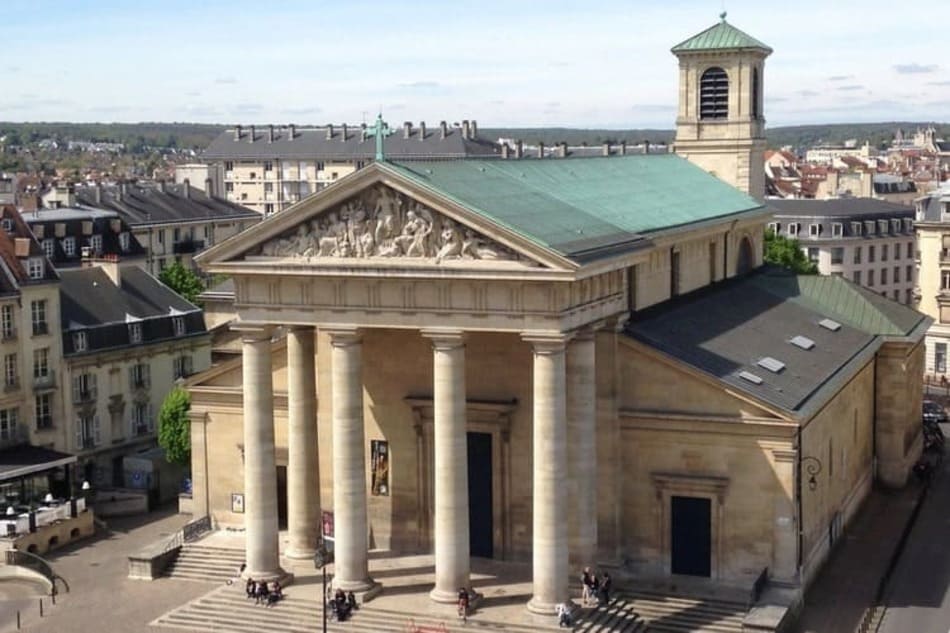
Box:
xmin=1 ymin=121 xmax=947 ymax=154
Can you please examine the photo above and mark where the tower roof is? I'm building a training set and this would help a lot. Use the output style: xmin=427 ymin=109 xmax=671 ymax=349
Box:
xmin=672 ymin=13 xmax=772 ymax=54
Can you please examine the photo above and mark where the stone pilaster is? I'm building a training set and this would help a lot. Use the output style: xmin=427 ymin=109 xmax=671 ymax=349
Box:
xmin=326 ymin=328 xmax=378 ymax=595
xmin=567 ymin=329 xmax=597 ymax=571
xmin=422 ymin=329 xmax=470 ymax=603
xmin=238 ymin=325 xmax=286 ymax=581
xmin=286 ymin=326 xmax=321 ymax=559
xmin=771 ymin=449 xmax=799 ymax=584
xmin=524 ymin=332 xmax=571 ymax=615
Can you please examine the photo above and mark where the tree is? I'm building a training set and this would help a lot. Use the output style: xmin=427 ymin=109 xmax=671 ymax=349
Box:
xmin=159 ymin=261 xmax=205 ymax=305
xmin=158 ymin=387 xmax=191 ymax=467
xmin=764 ymin=229 xmax=818 ymax=274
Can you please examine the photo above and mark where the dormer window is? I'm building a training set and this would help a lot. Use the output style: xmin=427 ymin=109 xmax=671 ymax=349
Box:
xmin=878 ymin=220 xmax=888 ymax=234
xmin=767 ymin=222 xmax=781 ymax=234
xmin=700 ymin=67 xmax=729 ymax=119
xmin=809 ymin=223 xmax=822 ymax=237
xmin=128 ymin=322 xmax=142 ymax=344
xmin=41 ymin=239 xmax=55 ymax=260
xmin=831 ymin=223 xmax=843 ymax=237
xmin=119 ymin=231 xmax=130 ymax=253
xmin=172 ymin=316 xmax=186 ymax=337
xmin=62 ymin=237 xmax=76 ymax=257
xmin=787 ymin=223 xmax=799 ymax=237
xmin=0 ymin=219 xmax=12 ymax=233
xmin=27 ymin=258 xmax=44 ymax=280
xmin=73 ymin=331 xmax=87 ymax=352
xmin=891 ymin=219 xmax=901 ymax=233
xmin=865 ymin=221 xmax=875 ymax=235
xmin=851 ymin=222 xmax=862 ymax=236
xmin=903 ymin=218 xmax=914 ymax=232
xmin=89 ymin=234 xmax=102 ymax=255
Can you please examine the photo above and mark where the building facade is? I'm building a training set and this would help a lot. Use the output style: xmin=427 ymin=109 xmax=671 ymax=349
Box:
xmin=914 ymin=182 xmax=950 ymax=376
xmin=768 ymin=199 xmax=917 ymax=305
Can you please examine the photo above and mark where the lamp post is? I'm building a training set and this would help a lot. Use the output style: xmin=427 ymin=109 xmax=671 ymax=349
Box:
xmin=313 ymin=545 xmax=333 ymax=633
xmin=802 ymin=456 xmax=823 ymax=491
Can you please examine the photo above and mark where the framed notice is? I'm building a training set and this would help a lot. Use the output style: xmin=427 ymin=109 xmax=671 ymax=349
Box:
xmin=231 ymin=493 xmax=245 ymax=514
xmin=371 ymin=440 xmax=389 ymax=496
xmin=322 ymin=510 xmax=334 ymax=541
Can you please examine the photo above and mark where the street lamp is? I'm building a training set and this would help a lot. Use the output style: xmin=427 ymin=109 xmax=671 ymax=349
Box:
xmin=802 ymin=456 xmax=823 ymax=491
xmin=313 ymin=545 xmax=334 ymax=633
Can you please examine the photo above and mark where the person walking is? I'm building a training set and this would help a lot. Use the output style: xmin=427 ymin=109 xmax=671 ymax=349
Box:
xmin=581 ymin=567 xmax=595 ymax=606
xmin=599 ymin=572 xmax=612 ymax=606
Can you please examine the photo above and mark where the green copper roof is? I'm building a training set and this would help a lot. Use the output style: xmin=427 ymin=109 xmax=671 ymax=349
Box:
xmin=749 ymin=271 xmax=927 ymax=337
xmin=672 ymin=14 xmax=772 ymax=54
xmin=386 ymin=155 xmax=764 ymax=262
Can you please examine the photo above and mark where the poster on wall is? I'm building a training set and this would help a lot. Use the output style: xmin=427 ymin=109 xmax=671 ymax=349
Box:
xmin=322 ymin=510 xmax=334 ymax=542
xmin=371 ymin=440 xmax=389 ymax=496
xmin=231 ymin=493 xmax=245 ymax=514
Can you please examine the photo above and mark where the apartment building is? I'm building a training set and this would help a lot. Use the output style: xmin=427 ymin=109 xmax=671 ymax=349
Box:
xmin=768 ymin=198 xmax=917 ymax=305
xmin=59 ymin=262 xmax=210 ymax=486
xmin=201 ymin=120 xmax=500 ymax=214
xmin=914 ymin=182 xmax=950 ymax=376
xmin=20 ymin=206 xmax=148 ymax=270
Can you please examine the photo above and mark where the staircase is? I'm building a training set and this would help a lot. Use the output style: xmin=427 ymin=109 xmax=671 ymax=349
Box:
xmin=574 ymin=597 xmax=648 ymax=631
xmin=163 ymin=543 xmax=246 ymax=583
xmin=624 ymin=590 xmax=747 ymax=633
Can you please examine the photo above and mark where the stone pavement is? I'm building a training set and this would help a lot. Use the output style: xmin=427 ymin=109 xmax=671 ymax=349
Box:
xmin=791 ymin=477 xmax=925 ymax=633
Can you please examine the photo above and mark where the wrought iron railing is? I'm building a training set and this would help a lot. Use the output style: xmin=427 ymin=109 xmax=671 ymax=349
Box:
xmin=5 ymin=549 xmax=69 ymax=595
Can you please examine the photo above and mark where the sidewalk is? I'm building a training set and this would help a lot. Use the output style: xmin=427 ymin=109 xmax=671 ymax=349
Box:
xmin=791 ymin=478 xmax=925 ymax=633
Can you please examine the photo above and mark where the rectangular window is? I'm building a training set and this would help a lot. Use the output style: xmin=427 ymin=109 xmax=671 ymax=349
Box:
xmin=173 ymin=228 xmax=181 ymax=243
xmin=172 ymin=316 xmax=186 ymax=337
xmin=868 ymin=270 xmax=875 ymax=287
xmin=173 ymin=355 xmax=193 ymax=379
xmin=851 ymin=221 xmax=862 ymax=236
xmin=224 ymin=161 xmax=234 ymax=172
xmin=263 ymin=161 xmax=273 ymax=172
xmin=853 ymin=270 xmax=862 ymax=285
xmin=128 ymin=322 xmax=142 ymax=344
xmin=868 ymin=245 xmax=876 ymax=263
xmin=73 ymin=331 xmax=87 ymax=352
xmin=904 ymin=218 xmax=914 ymax=233
xmin=28 ymin=258 xmax=44 ymax=280
xmin=89 ymin=234 xmax=102 ymax=254
xmin=35 ymin=394 xmax=52 ymax=430
xmin=3 ymin=354 xmax=15 ymax=388
xmin=807 ymin=247 xmax=819 ymax=262
xmin=72 ymin=373 xmax=97 ymax=404
xmin=62 ymin=236 xmax=76 ymax=257
xmin=129 ymin=363 xmax=150 ymax=390
xmin=907 ymin=265 xmax=914 ymax=283
xmin=131 ymin=403 xmax=154 ymax=435
xmin=77 ymin=415 xmax=100 ymax=450
xmin=831 ymin=223 xmax=843 ymax=237
xmin=865 ymin=221 xmax=875 ymax=235
xmin=32 ymin=348 xmax=48 ymax=380
xmin=882 ymin=244 xmax=889 ymax=262
xmin=158 ymin=230 xmax=165 ymax=245
xmin=907 ymin=242 xmax=914 ymax=259
xmin=264 ymin=182 xmax=274 ymax=193
xmin=831 ymin=247 xmax=844 ymax=264
xmin=42 ymin=238 xmax=55 ymax=259
xmin=264 ymin=203 xmax=274 ymax=215
xmin=941 ymin=270 xmax=950 ymax=290
xmin=809 ymin=223 xmax=822 ymax=237
xmin=1 ymin=305 xmax=14 ymax=339
xmin=937 ymin=343 xmax=948 ymax=374
xmin=31 ymin=300 xmax=47 ymax=336
xmin=670 ymin=250 xmax=681 ymax=297
xmin=788 ymin=223 xmax=799 ymax=237
xmin=881 ymin=268 xmax=888 ymax=285
xmin=0 ymin=408 xmax=17 ymax=441
xmin=906 ymin=288 xmax=913 ymax=304
xmin=878 ymin=220 xmax=889 ymax=234
xmin=853 ymin=246 xmax=862 ymax=264
xmin=119 ymin=232 xmax=130 ymax=252
xmin=767 ymin=222 xmax=780 ymax=234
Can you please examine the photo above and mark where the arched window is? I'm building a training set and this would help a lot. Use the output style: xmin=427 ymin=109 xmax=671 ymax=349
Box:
xmin=700 ymin=67 xmax=729 ymax=120
xmin=737 ymin=236 xmax=754 ymax=275
xmin=751 ymin=67 xmax=760 ymax=118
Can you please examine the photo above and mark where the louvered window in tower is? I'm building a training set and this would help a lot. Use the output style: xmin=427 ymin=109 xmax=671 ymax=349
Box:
xmin=700 ymin=67 xmax=729 ymax=119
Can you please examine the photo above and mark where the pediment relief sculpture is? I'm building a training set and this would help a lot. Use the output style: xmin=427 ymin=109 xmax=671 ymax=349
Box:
xmin=255 ymin=186 xmax=533 ymax=265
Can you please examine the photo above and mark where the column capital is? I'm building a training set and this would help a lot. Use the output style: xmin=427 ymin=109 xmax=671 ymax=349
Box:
xmin=286 ymin=324 xmax=316 ymax=334
xmin=323 ymin=326 xmax=363 ymax=347
xmin=421 ymin=328 xmax=466 ymax=350
xmin=522 ymin=331 xmax=572 ymax=354
xmin=570 ymin=321 xmax=607 ymax=342
xmin=233 ymin=323 xmax=275 ymax=343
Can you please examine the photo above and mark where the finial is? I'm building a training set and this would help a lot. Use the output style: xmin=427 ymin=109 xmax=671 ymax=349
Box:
xmin=720 ymin=10 xmax=727 ymax=21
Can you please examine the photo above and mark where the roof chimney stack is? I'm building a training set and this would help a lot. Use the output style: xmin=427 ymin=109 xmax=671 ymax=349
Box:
xmin=341 ymin=123 xmax=348 ymax=142
xmin=183 ymin=179 xmax=190 ymax=199
xmin=403 ymin=121 xmax=412 ymax=139
xmin=471 ymin=120 xmax=477 ymax=138
xmin=158 ymin=180 xmax=166 ymax=193
xmin=267 ymin=125 xmax=274 ymax=143
xmin=205 ymin=177 xmax=214 ymax=197
xmin=501 ymin=143 xmax=510 ymax=159
xmin=234 ymin=125 xmax=242 ymax=141
xmin=94 ymin=184 xmax=102 ymax=205
xmin=439 ymin=121 xmax=448 ymax=140
xmin=537 ymin=142 xmax=545 ymax=159
xmin=360 ymin=123 xmax=368 ymax=142
xmin=326 ymin=124 xmax=334 ymax=140
xmin=602 ymin=141 xmax=611 ymax=156
xmin=419 ymin=121 xmax=426 ymax=141
xmin=288 ymin=124 xmax=295 ymax=141
xmin=462 ymin=120 xmax=470 ymax=140
xmin=248 ymin=125 xmax=255 ymax=143
xmin=642 ymin=139 xmax=650 ymax=154
xmin=620 ymin=141 xmax=627 ymax=156
xmin=515 ymin=140 xmax=524 ymax=159
xmin=558 ymin=142 xmax=568 ymax=158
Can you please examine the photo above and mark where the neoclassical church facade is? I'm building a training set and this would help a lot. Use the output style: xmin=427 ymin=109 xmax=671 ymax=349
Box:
xmin=186 ymin=17 xmax=927 ymax=613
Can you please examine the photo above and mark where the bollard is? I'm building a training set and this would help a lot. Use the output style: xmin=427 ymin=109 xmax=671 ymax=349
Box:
xmin=51 ymin=592 xmax=55 ymax=605
xmin=39 ymin=598 xmax=43 ymax=617
xmin=16 ymin=610 xmax=20 ymax=629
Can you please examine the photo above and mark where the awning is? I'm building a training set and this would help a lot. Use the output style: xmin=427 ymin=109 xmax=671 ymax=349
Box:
xmin=0 ymin=445 xmax=77 ymax=482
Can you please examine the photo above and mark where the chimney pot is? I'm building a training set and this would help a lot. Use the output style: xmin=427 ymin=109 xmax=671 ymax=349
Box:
xmin=419 ymin=121 xmax=426 ymax=141
xmin=439 ymin=121 xmax=448 ymax=140
xmin=326 ymin=124 xmax=334 ymax=140
xmin=341 ymin=123 xmax=348 ymax=142
xmin=404 ymin=121 xmax=412 ymax=139
xmin=268 ymin=125 xmax=274 ymax=143
xmin=602 ymin=141 xmax=611 ymax=156
xmin=538 ymin=142 xmax=545 ymax=159
xmin=234 ymin=125 xmax=242 ymax=141
xmin=183 ymin=179 xmax=190 ymax=199
xmin=248 ymin=125 xmax=255 ymax=143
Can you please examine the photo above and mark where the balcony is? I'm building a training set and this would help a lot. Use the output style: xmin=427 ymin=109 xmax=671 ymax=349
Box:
xmin=172 ymin=239 xmax=205 ymax=255
xmin=73 ymin=390 xmax=95 ymax=405
xmin=1 ymin=329 xmax=16 ymax=342
xmin=33 ymin=374 xmax=55 ymax=390
xmin=133 ymin=424 xmax=151 ymax=437
xmin=131 ymin=379 xmax=149 ymax=391
xmin=3 ymin=380 xmax=18 ymax=394
xmin=32 ymin=322 xmax=48 ymax=337
xmin=80 ymin=436 xmax=96 ymax=450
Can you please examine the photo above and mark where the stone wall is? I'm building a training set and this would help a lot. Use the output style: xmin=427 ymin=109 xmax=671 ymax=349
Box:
xmin=874 ymin=340 xmax=925 ymax=488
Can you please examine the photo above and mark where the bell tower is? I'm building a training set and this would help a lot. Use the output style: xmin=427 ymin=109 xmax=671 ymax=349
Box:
xmin=671 ymin=13 xmax=772 ymax=199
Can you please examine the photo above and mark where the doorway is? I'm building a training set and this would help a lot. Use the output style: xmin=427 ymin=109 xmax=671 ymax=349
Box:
xmin=467 ymin=432 xmax=493 ymax=558
xmin=670 ymin=495 xmax=711 ymax=577
xmin=276 ymin=466 xmax=288 ymax=529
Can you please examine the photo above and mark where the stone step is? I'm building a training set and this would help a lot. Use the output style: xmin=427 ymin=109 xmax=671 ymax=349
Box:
xmin=575 ymin=598 xmax=647 ymax=632
xmin=626 ymin=590 xmax=747 ymax=613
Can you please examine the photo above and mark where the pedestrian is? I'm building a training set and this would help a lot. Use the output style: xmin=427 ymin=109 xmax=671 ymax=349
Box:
xmin=556 ymin=602 xmax=574 ymax=628
xmin=457 ymin=586 xmax=470 ymax=622
xmin=599 ymin=572 xmax=612 ymax=606
xmin=581 ymin=567 xmax=595 ymax=606
xmin=347 ymin=591 xmax=359 ymax=611
xmin=255 ymin=580 xmax=269 ymax=605
xmin=266 ymin=581 xmax=283 ymax=607
xmin=245 ymin=577 xmax=255 ymax=599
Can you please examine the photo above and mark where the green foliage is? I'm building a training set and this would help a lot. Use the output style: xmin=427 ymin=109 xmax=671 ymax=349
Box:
xmin=158 ymin=387 xmax=191 ymax=467
xmin=159 ymin=262 xmax=205 ymax=305
xmin=764 ymin=229 xmax=818 ymax=274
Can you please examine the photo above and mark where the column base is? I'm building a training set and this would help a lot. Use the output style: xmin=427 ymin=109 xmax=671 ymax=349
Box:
xmin=430 ymin=588 xmax=482 ymax=606
xmin=284 ymin=546 xmax=318 ymax=560
xmin=527 ymin=596 xmax=573 ymax=615
xmin=332 ymin=578 xmax=382 ymax=604
xmin=242 ymin=568 xmax=294 ymax=586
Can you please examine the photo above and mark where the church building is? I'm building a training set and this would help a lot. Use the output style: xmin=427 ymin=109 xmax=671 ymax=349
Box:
xmin=186 ymin=16 xmax=927 ymax=615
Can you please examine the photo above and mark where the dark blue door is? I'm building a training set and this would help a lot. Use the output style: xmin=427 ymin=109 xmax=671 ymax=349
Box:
xmin=467 ymin=432 xmax=493 ymax=558
xmin=670 ymin=495 xmax=711 ymax=577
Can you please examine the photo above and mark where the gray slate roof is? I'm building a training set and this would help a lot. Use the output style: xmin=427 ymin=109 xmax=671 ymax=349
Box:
xmin=202 ymin=125 xmax=501 ymax=161
xmin=75 ymin=183 xmax=259 ymax=227
xmin=768 ymin=198 xmax=914 ymax=218
xmin=626 ymin=267 xmax=928 ymax=415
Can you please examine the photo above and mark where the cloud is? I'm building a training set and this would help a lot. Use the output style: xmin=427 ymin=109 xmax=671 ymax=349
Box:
xmin=827 ymin=75 xmax=853 ymax=81
xmin=214 ymin=77 xmax=238 ymax=85
xmin=93 ymin=105 xmax=135 ymax=114
xmin=281 ymin=106 xmax=322 ymax=116
xmin=837 ymin=85 xmax=864 ymax=91
xmin=894 ymin=63 xmax=938 ymax=74
xmin=184 ymin=91 xmax=202 ymax=97
xmin=630 ymin=104 xmax=675 ymax=113
xmin=797 ymin=90 xmax=820 ymax=97
xmin=489 ymin=100 xmax=505 ymax=105
xmin=545 ymin=101 xmax=561 ymax=108
xmin=927 ymin=80 xmax=950 ymax=86
xmin=184 ymin=105 xmax=220 ymax=116
xmin=397 ymin=81 xmax=441 ymax=90
xmin=767 ymin=97 xmax=789 ymax=103
xmin=232 ymin=103 xmax=263 ymax=115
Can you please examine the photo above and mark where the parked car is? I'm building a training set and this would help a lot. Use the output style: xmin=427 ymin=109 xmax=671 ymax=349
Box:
xmin=923 ymin=400 xmax=948 ymax=424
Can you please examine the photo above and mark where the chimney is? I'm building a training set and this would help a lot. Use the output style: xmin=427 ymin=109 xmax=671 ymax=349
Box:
xmin=462 ymin=120 xmax=470 ymax=140
xmin=360 ymin=123 xmax=368 ymax=142
xmin=234 ymin=125 xmax=242 ymax=141
xmin=205 ymin=177 xmax=214 ymax=197
xmin=326 ymin=124 xmax=334 ymax=140
xmin=558 ymin=142 xmax=568 ymax=158
xmin=471 ymin=120 xmax=478 ymax=138
xmin=538 ymin=142 xmax=545 ymax=159
xmin=288 ymin=124 xmax=296 ymax=141
xmin=120 ymin=182 xmax=129 ymax=198
xmin=515 ymin=140 xmax=524 ymax=159
xmin=183 ymin=179 xmax=190 ymax=199
xmin=403 ymin=121 xmax=412 ymax=139
xmin=267 ymin=125 xmax=274 ymax=143
xmin=94 ymin=184 xmax=102 ymax=205
xmin=642 ymin=139 xmax=650 ymax=154
xmin=602 ymin=141 xmax=611 ymax=156
xmin=439 ymin=121 xmax=448 ymax=139
xmin=501 ymin=143 xmax=510 ymax=159
xmin=419 ymin=121 xmax=426 ymax=141
xmin=341 ymin=123 xmax=348 ymax=142
xmin=620 ymin=141 xmax=627 ymax=156
xmin=158 ymin=180 xmax=166 ymax=193
xmin=101 ymin=254 xmax=121 ymax=287
xmin=248 ymin=125 xmax=255 ymax=143
xmin=14 ymin=238 xmax=30 ymax=258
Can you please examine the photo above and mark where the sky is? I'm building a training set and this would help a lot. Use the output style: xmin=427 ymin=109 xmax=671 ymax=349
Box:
xmin=2 ymin=0 xmax=948 ymax=129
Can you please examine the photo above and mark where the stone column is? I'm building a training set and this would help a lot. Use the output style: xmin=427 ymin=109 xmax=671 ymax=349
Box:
xmin=525 ymin=333 xmax=571 ymax=614
xmin=286 ymin=326 xmax=321 ymax=559
xmin=422 ymin=329 xmax=470 ymax=603
xmin=239 ymin=326 xmax=285 ymax=580
xmin=327 ymin=328 xmax=378 ymax=594
xmin=567 ymin=329 xmax=597 ymax=571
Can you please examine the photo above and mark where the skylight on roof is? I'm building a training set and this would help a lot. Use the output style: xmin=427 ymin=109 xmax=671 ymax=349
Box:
xmin=819 ymin=318 xmax=842 ymax=331
xmin=790 ymin=335 xmax=815 ymax=350
xmin=738 ymin=371 xmax=763 ymax=385
xmin=757 ymin=357 xmax=786 ymax=373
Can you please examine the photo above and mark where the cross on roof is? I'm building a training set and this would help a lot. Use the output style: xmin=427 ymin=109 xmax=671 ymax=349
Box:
xmin=370 ymin=113 xmax=392 ymax=162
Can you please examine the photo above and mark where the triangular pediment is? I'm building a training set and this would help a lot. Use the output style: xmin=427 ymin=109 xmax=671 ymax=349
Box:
xmin=199 ymin=164 xmax=573 ymax=272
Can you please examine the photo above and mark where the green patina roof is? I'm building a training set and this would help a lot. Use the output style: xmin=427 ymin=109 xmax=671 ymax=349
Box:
xmin=386 ymin=155 xmax=763 ymax=262
xmin=672 ymin=15 xmax=772 ymax=54
xmin=749 ymin=271 xmax=927 ymax=337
